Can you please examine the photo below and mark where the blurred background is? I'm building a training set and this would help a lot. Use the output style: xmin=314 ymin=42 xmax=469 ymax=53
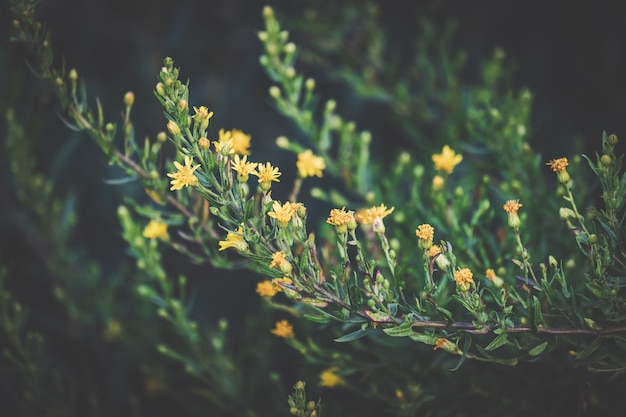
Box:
xmin=1 ymin=0 xmax=626 ymax=415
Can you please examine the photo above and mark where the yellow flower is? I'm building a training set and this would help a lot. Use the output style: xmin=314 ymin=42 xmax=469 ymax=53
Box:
xmin=485 ymin=268 xmax=504 ymax=288
xmin=216 ymin=128 xmax=252 ymax=155
xmin=432 ymin=145 xmax=463 ymax=174
xmin=453 ymin=267 xmax=474 ymax=292
xmin=255 ymin=279 xmax=278 ymax=297
xmin=167 ymin=156 xmax=200 ymax=190
xmin=254 ymin=162 xmax=281 ymax=191
xmin=356 ymin=204 xmax=394 ymax=233
xmin=547 ymin=157 xmax=570 ymax=184
xmin=269 ymin=251 xmax=293 ymax=275
xmin=213 ymin=138 xmax=234 ymax=155
xmin=142 ymin=220 xmax=169 ymax=240
xmin=270 ymin=319 xmax=294 ymax=338
xmin=296 ymin=149 xmax=326 ymax=178
xmin=231 ymin=155 xmax=258 ymax=182
xmin=415 ymin=224 xmax=435 ymax=250
xmin=192 ymin=106 xmax=213 ymax=131
xmin=319 ymin=367 xmax=345 ymax=387
xmin=503 ymin=199 xmax=523 ymax=229
xmin=355 ymin=204 xmax=394 ymax=225
xmin=546 ymin=157 xmax=568 ymax=173
xmin=268 ymin=200 xmax=297 ymax=228
xmin=428 ymin=245 xmax=441 ymax=258
xmin=271 ymin=277 xmax=294 ymax=293
xmin=218 ymin=225 xmax=249 ymax=252
xmin=503 ymin=199 xmax=522 ymax=214
xmin=326 ymin=207 xmax=356 ymax=233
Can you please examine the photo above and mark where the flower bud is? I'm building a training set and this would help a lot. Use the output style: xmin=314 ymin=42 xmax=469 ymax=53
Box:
xmin=284 ymin=42 xmax=296 ymax=54
xmin=269 ymin=86 xmax=281 ymax=98
xmin=198 ymin=137 xmax=210 ymax=150
xmin=156 ymin=82 xmax=166 ymax=97
xmin=167 ymin=120 xmax=181 ymax=136
xmin=124 ymin=91 xmax=135 ymax=107
xmin=276 ymin=136 xmax=290 ymax=148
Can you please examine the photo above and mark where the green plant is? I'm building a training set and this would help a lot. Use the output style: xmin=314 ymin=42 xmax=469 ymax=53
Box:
xmin=3 ymin=0 xmax=625 ymax=416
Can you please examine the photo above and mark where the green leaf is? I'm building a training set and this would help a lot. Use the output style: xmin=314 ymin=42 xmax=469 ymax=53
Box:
xmin=382 ymin=320 xmax=414 ymax=337
xmin=533 ymin=296 xmax=545 ymax=328
xmin=303 ymin=314 xmax=330 ymax=324
xmin=528 ymin=341 xmax=548 ymax=357
xmin=334 ymin=327 xmax=371 ymax=342
xmin=408 ymin=333 xmax=438 ymax=345
xmin=484 ymin=332 xmax=509 ymax=351
xmin=103 ymin=176 xmax=137 ymax=185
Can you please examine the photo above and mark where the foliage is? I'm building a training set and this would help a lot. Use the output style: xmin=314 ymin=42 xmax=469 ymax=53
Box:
xmin=2 ymin=0 xmax=626 ymax=416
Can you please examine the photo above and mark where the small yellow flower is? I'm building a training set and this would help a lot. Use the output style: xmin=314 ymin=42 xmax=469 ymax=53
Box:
xmin=503 ymin=199 xmax=523 ymax=230
xmin=216 ymin=128 xmax=252 ymax=155
xmin=326 ymin=207 xmax=356 ymax=233
xmin=271 ymin=277 xmax=294 ymax=293
xmin=432 ymin=145 xmax=463 ymax=174
xmin=296 ymin=149 xmax=326 ymax=178
xmin=213 ymin=138 xmax=234 ymax=155
xmin=415 ymin=224 xmax=435 ymax=250
xmin=453 ymin=267 xmax=474 ymax=292
xmin=218 ymin=225 xmax=249 ymax=252
xmin=270 ymin=319 xmax=294 ymax=338
xmin=167 ymin=155 xmax=200 ymax=190
xmin=485 ymin=268 xmax=504 ymax=288
xmin=547 ymin=157 xmax=568 ymax=173
xmin=428 ymin=245 xmax=441 ymax=258
xmin=503 ymin=199 xmax=522 ymax=214
xmin=254 ymin=162 xmax=281 ymax=191
xmin=319 ymin=367 xmax=345 ymax=387
xmin=356 ymin=204 xmax=394 ymax=233
xmin=192 ymin=106 xmax=213 ymax=131
xmin=547 ymin=157 xmax=570 ymax=184
xmin=255 ymin=280 xmax=278 ymax=297
xmin=231 ymin=155 xmax=258 ymax=182
xmin=142 ymin=220 xmax=169 ymax=240
xmin=269 ymin=251 xmax=293 ymax=275
xmin=268 ymin=200 xmax=297 ymax=228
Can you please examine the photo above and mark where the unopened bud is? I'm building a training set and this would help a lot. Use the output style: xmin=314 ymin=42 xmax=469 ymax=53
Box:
xmin=285 ymin=43 xmax=296 ymax=54
xmin=269 ymin=86 xmax=281 ymax=98
xmin=156 ymin=82 xmax=166 ymax=97
xmin=276 ymin=136 xmax=290 ymax=148
xmin=198 ymin=137 xmax=210 ymax=150
xmin=124 ymin=91 xmax=135 ymax=107
xmin=167 ymin=120 xmax=181 ymax=136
